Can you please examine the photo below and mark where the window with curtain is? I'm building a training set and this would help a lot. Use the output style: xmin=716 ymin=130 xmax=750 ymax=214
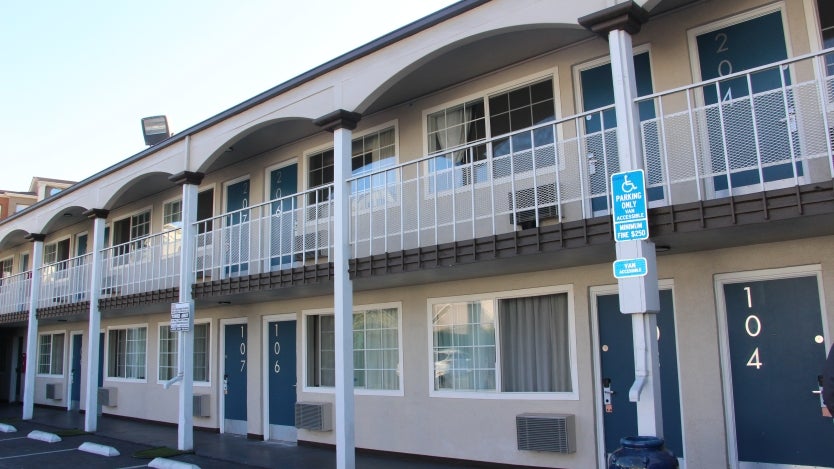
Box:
xmin=158 ymin=323 xmax=210 ymax=382
xmin=426 ymin=79 xmax=556 ymax=190
xmin=306 ymin=306 xmax=401 ymax=391
xmin=431 ymin=291 xmax=571 ymax=394
xmin=108 ymin=326 xmax=147 ymax=380
xmin=37 ymin=332 xmax=65 ymax=375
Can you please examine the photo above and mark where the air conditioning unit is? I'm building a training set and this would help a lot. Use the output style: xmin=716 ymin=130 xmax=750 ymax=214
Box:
xmin=508 ymin=187 xmax=558 ymax=228
xmin=45 ymin=383 xmax=63 ymax=400
xmin=516 ymin=413 xmax=576 ymax=453
xmin=98 ymin=387 xmax=118 ymax=407
xmin=295 ymin=402 xmax=332 ymax=431
xmin=193 ymin=394 xmax=211 ymax=417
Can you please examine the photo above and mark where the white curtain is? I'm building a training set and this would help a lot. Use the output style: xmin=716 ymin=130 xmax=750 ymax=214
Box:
xmin=498 ymin=293 xmax=571 ymax=392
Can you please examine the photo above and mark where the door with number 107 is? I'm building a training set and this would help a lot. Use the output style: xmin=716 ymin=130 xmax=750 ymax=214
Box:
xmin=719 ymin=273 xmax=832 ymax=468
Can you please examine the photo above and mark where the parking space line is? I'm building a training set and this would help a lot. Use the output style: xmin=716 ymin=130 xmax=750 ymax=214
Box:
xmin=0 ymin=436 xmax=27 ymax=441
xmin=0 ymin=448 xmax=77 ymax=459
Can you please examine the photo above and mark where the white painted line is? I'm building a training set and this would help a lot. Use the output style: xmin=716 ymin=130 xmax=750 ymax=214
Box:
xmin=27 ymin=430 xmax=62 ymax=443
xmin=149 ymin=457 xmax=200 ymax=469
xmin=79 ymin=441 xmax=120 ymax=457
xmin=0 ymin=448 xmax=76 ymax=459
xmin=0 ymin=437 xmax=27 ymax=442
xmin=0 ymin=423 xmax=16 ymax=433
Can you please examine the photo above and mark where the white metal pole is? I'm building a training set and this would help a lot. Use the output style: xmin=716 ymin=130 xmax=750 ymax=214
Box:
xmin=84 ymin=211 xmax=107 ymax=431
xmin=333 ymin=125 xmax=356 ymax=469
xmin=177 ymin=178 xmax=199 ymax=451
xmin=22 ymin=234 xmax=44 ymax=420
xmin=609 ymin=26 xmax=663 ymax=438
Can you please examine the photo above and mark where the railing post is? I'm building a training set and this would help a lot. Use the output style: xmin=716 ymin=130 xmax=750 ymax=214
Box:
xmin=314 ymin=110 xmax=361 ymax=469
xmin=22 ymin=233 xmax=45 ymax=420
xmin=169 ymin=170 xmax=204 ymax=451
xmin=82 ymin=209 xmax=108 ymax=431
xmin=579 ymin=1 xmax=662 ymax=440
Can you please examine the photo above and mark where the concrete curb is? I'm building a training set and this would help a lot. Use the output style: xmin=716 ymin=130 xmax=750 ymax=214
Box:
xmin=79 ymin=441 xmax=120 ymax=456
xmin=27 ymin=430 xmax=61 ymax=443
xmin=0 ymin=423 xmax=16 ymax=433
xmin=149 ymin=457 xmax=201 ymax=469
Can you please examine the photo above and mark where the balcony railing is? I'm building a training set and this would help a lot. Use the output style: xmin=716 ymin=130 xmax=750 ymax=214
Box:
xmin=7 ymin=51 xmax=829 ymax=298
xmin=38 ymin=254 xmax=92 ymax=309
xmin=194 ymin=187 xmax=334 ymax=280
xmin=100 ymin=229 xmax=181 ymax=297
xmin=0 ymin=271 xmax=32 ymax=316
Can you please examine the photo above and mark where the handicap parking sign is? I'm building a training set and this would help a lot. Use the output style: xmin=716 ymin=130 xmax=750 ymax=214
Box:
xmin=611 ymin=170 xmax=648 ymax=242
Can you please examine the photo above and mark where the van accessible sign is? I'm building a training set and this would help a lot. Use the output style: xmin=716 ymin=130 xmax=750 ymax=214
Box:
xmin=613 ymin=257 xmax=648 ymax=279
xmin=611 ymin=169 xmax=648 ymax=242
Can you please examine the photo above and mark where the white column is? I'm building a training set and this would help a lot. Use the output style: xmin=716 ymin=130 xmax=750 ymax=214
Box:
xmin=608 ymin=27 xmax=663 ymax=436
xmin=22 ymin=234 xmax=44 ymax=420
xmin=84 ymin=210 xmax=108 ymax=432
xmin=333 ymin=125 xmax=355 ymax=469
xmin=173 ymin=172 xmax=201 ymax=451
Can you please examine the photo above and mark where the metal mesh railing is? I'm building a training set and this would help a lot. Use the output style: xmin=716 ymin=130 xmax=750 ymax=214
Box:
xmin=100 ymin=229 xmax=181 ymax=297
xmin=0 ymin=271 xmax=32 ymax=315
xmin=194 ymin=186 xmax=333 ymax=280
xmin=37 ymin=253 xmax=92 ymax=309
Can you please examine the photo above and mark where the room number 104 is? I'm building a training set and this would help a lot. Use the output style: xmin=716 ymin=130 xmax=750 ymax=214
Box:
xmin=743 ymin=286 xmax=763 ymax=370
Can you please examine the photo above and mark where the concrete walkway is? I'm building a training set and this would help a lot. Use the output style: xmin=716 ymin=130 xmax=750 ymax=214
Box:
xmin=0 ymin=403 xmax=482 ymax=468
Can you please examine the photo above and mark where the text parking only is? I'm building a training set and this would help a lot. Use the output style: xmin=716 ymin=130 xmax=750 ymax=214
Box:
xmin=611 ymin=169 xmax=648 ymax=242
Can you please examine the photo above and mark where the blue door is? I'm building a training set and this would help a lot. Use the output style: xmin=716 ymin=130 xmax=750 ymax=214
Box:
xmin=224 ymin=323 xmax=247 ymax=433
xmin=70 ymin=334 xmax=82 ymax=409
xmin=722 ymin=275 xmax=832 ymax=467
xmin=696 ymin=11 xmax=800 ymax=193
xmin=98 ymin=332 xmax=103 ymax=387
xmin=597 ymin=289 xmax=683 ymax=460
xmin=268 ymin=320 xmax=297 ymax=432
xmin=581 ymin=52 xmax=662 ymax=214
xmin=225 ymin=179 xmax=250 ymax=276
xmin=269 ymin=164 xmax=297 ymax=270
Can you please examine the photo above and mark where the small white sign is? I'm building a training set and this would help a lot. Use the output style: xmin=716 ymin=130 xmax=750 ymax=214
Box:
xmin=170 ymin=302 xmax=192 ymax=332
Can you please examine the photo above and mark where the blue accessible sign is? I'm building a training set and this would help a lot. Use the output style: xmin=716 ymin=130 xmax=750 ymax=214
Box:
xmin=611 ymin=169 xmax=649 ymax=242
xmin=613 ymin=257 xmax=648 ymax=278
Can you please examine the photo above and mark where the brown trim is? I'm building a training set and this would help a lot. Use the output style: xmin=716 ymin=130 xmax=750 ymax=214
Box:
xmin=578 ymin=1 xmax=649 ymax=37
xmin=0 ymin=311 xmax=27 ymax=324
xmin=37 ymin=301 xmax=90 ymax=320
xmin=83 ymin=208 xmax=109 ymax=220
xmin=313 ymin=110 xmax=362 ymax=132
xmin=24 ymin=233 xmax=46 ymax=242
xmin=169 ymin=171 xmax=205 ymax=186
xmin=99 ymin=288 xmax=179 ymax=311
xmin=193 ymin=264 xmax=334 ymax=298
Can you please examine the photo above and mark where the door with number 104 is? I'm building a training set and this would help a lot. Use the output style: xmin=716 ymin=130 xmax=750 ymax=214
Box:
xmin=722 ymin=275 xmax=832 ymax=468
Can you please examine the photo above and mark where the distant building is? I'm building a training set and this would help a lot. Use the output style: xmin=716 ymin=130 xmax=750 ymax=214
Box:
xmin=0 ymin=177 xmax=75 ymax=221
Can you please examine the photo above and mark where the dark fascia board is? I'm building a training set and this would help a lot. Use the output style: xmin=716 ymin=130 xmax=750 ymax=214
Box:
xmin=0 ymin=0 xmax=489 ymax=229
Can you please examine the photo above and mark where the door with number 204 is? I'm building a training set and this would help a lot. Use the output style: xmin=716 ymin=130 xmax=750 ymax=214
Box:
xmin=722 ymin=275 xmax=832 ymax=468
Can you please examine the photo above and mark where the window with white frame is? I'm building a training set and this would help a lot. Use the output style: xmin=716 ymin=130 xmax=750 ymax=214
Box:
xmin=430 ymin=290 xmax=572 ymax=394
xmin=44 ymin=239 xmax=70 ymax=266
xmin=158 ymin=322 xmax=210 ymax=382
xmin=108 ymin=326 xmax=147 ymax=380
xmin=306 ymin=305 xmax=401 ymax=391
xmin=112 ymin=210 xmax=151 ymax=250
xmin=0 ymin=257 xmax=12 ymax=279
xmin=308 ymin=126 xmax=397 ymax=201
xmin=427 ymin=79 xmax=556 ymax=188
xmin=37 ymin=332 xmax=65 ymax=375
xmin=163 ymin=199 xmax=182 ymax=228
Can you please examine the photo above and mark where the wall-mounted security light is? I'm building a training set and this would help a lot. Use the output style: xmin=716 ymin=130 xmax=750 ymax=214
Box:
xmin=141 ymin=115 xmax=170 ymax=146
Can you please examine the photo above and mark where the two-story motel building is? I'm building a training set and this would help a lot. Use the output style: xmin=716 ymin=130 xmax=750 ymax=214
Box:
xmin=1 ymin=0 xmax=834 ymax=467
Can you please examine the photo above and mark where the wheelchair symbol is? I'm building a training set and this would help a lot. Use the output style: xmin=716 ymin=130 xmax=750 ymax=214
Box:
xmin=621 ymin=175 xmax=638 ymax=193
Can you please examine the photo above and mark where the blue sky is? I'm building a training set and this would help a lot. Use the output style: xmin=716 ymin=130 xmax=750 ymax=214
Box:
xmin=0 ymin=0 xmax=458 ymax=191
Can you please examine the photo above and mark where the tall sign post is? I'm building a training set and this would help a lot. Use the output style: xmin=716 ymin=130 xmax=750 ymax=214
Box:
xmin=579 ymin=2 xmax=663 ymax=438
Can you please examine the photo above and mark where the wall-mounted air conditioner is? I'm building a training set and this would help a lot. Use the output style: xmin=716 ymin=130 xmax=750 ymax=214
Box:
xmin=193 ymin=394 xmax=211 ymax=417
xmin=45 ymin=383 xmax=63 ymax=400
xmin=98 ymin=387 xmax=118 ymax=407
xmin=516 ymin=413 xmax=576 ymax=453
xmin=295 ymin=402 xmax=332 ymax=431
